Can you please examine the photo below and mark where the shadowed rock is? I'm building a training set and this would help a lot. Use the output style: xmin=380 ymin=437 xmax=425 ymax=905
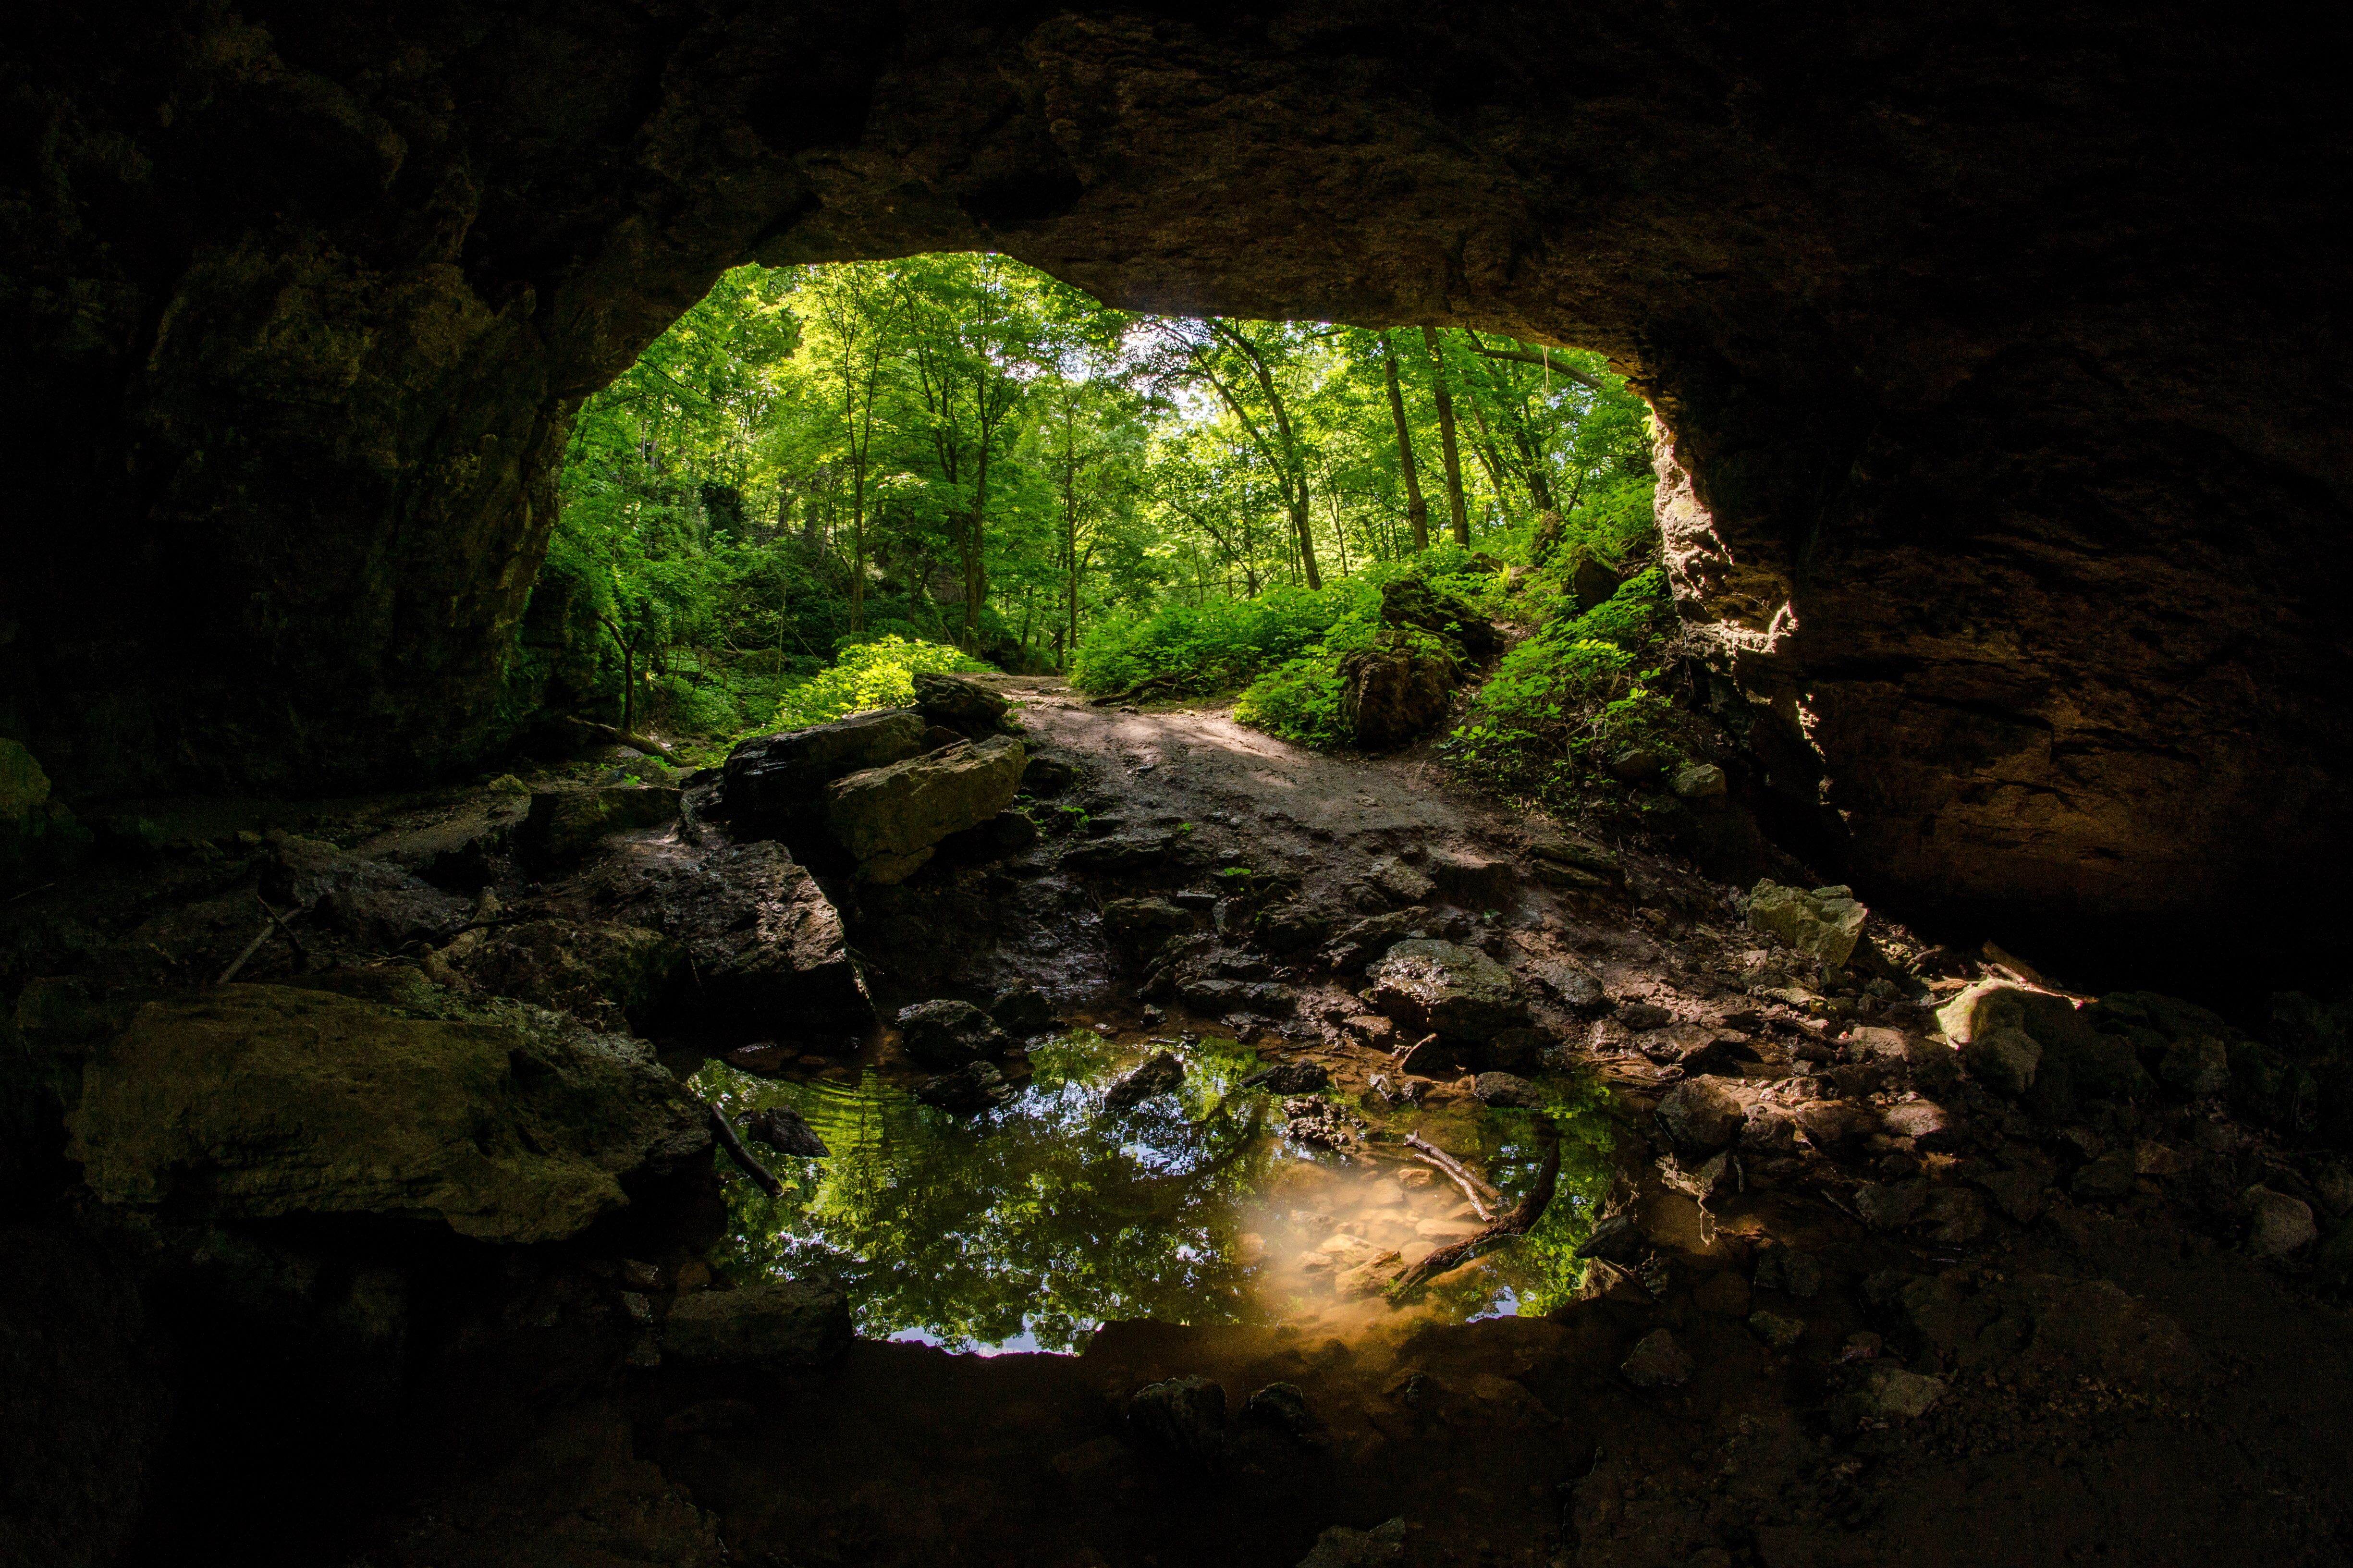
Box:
xmin=713 ymin=710 xmax=929 ymax=840
xmin=67 ymin=984 xmax=709 ymax=1244
xmin=662 ymin=1279 xmax=850 ymax=1368
xmin=1365 ymin=939 xmax=1528 ymax=1042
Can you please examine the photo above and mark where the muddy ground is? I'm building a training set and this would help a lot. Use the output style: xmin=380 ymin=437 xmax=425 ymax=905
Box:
xmin=7 ymin=679 xmax=2351 ymax=1568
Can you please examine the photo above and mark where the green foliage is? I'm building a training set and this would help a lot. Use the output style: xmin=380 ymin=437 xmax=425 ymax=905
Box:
xmin=771 ymin=635 xmax=992 ymax=728
xmin=1070 ymin=577 xmax=1380 ymax=696
xmin=541 ymin=246 xmax=1662 ymax=758
xmin=1444 ymin=565 xmax=1678 ymax=796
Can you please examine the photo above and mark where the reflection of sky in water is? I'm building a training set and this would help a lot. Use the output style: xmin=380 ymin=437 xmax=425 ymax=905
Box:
xmin=698 ymin=1032 xmax=1617 ymax=1354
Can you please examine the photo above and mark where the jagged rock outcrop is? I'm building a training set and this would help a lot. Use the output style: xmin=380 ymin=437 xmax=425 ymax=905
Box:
xmin=3 ymin=4 xmax=2346 ymax=983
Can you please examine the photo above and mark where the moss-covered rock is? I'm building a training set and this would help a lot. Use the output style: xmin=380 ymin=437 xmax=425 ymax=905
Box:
xmin=1366 ymin=939 xmax=1528 ymax=1042
xmin=67 ymin=984 xmax=709 ymax=1243
xmin=826 ymin=736 xmax=1025 ymax=885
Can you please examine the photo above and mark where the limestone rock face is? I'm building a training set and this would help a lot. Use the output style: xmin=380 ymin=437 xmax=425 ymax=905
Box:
xmin=1365 ymin=939 xmax=1529 ymax=1042
xmin=68 ymin=985 xmax=709 ymax=1243
xmin=826 ymin=736 xmax=1026 ymax=884
xmin=714 ymin=710 xmax=929 ymax=840
xmin=1338 ymin=632 xmax=1458 ymax=751
xmin=574 ymin=839 xmax=870 ymax=1037
xmin=1746 ymin=882 xmax=1867 ymax=968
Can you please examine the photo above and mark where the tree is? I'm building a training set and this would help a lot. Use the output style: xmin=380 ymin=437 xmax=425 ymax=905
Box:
xmin=1381 ymin=331 xmax=1431 ymax=551
xmin=1422 ymin=326 xmax=1472 ymax=547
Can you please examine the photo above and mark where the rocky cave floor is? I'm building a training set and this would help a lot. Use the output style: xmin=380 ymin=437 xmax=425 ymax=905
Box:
xmin=7 ymin=675 xmax=2353 ymax=1568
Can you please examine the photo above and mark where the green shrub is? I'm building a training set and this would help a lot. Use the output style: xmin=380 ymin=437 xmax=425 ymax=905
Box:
xmin=770 ymin=635 xmax=993 ymax=728
xmin=1443 ymin=564 xmax=1677 ymax=796
xmin=1071 ymin=579 xmax=1380 ymax=696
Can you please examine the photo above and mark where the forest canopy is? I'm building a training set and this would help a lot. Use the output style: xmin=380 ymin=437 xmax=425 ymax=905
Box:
xmin=524 ymin=252 xmax=1660 ymax=760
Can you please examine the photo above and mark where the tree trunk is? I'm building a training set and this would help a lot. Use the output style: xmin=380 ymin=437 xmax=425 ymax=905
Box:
xmin=963 ymin=441 xmax=991 ymax=646
xmin=1382 ymin=333 xmax=1430 ymax=551
xmin=1422 ymin=326 xmax=1471 ymax=546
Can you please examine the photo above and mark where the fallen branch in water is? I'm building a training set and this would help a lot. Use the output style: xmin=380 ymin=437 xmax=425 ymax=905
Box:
xmin=1390 ymin=1139 xmax=1562 ymax=1296
xmin=1405 ymin=1132 xmax=1502 ymax=1221
xmin=706 ymin=1103 xmax=784 ymax=1197
xmin=217 ymin=900 xmax=307 ymax=985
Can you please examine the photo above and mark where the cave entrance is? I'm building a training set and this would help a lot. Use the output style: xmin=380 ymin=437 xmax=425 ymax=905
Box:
xmin=536 ymin=252 xmax=1658 ymax=756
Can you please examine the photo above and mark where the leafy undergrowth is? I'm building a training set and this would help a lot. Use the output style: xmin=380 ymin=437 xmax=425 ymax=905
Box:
xmin=1074 ymin=546 xmax=1513 ymax=746
xmin=769 ymin=635 xmax=995 ymax=729
xmin=1440 ymin=564 xmax=1679 ymax=801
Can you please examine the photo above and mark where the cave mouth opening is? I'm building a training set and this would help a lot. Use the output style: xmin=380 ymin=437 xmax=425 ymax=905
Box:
xmin=531 ymin=249 xmax=1657 ymax=764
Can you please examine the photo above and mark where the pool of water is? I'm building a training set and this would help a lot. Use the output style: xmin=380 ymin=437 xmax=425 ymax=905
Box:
xmin=695 ymin=1031 xmax=1620 ymax=1353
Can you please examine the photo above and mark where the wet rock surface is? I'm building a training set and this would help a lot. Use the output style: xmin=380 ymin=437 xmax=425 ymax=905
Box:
xmin=7 ymin=680 xmax=2353 ymax=1568
xmin=1365 ymin=940 xmax=1529 ymax=1043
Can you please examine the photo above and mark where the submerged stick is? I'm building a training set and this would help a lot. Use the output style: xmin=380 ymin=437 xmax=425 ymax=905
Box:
xmin=1391 ymin=1139 xmax=1562 ymax=1295
xmin=256 ymin=895 xmax=307 ymax=968
xmin=706 ymin=1103 xmax=785 ymax=1198
xmin=1404 ymin=1132 xmax=1503 ymax=1219
xmin=216 ymin=923 xmax=275 ymax=986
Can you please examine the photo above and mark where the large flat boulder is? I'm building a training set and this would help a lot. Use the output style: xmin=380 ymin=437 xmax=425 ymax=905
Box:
xmin=712 ymin=710 xmax=929 ymax=839
xmin=1365 ymin=939 xmax=1529 ymax=1041
xmin=67 ymin=985 xmax=709 ymax=1243
xmin=826 ymin=736 xmax=1026 ymax=884
xmin=260 ymin=832 xmax=470 ymax=947
xmin=576 ymin=839 xmax=870 ymax=1037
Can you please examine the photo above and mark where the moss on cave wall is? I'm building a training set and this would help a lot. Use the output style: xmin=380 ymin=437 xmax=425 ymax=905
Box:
xmin=2 ymin=2 xmax=2347 ymax=979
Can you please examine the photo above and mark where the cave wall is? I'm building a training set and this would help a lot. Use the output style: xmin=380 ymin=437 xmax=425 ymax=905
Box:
xmin=4 ymin=2 xmax=2346 ymax=977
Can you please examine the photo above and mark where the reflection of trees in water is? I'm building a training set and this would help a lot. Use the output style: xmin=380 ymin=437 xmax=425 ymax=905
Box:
xmin=706 ymin=1035 xmax=1283 ymax=1350
xmin=701 ymin=1036 xmax=1618 ymax=1349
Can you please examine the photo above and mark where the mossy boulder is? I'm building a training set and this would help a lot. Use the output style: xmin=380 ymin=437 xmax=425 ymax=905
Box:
xmin=67 ymin=984 xmax=709 ymax=1243
xmin=826 ymin=736 xmax=1026 ymax=884
xmin=1366 ymin=938 xmax=1529 ymax=1042
xmin=1378 ymin=576 xmax=1501 ymax=659
xmin=713 ymin=709 xmax=931 ymax=840
xmin=1747 ymin=881 xmax=1867 ymax=968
